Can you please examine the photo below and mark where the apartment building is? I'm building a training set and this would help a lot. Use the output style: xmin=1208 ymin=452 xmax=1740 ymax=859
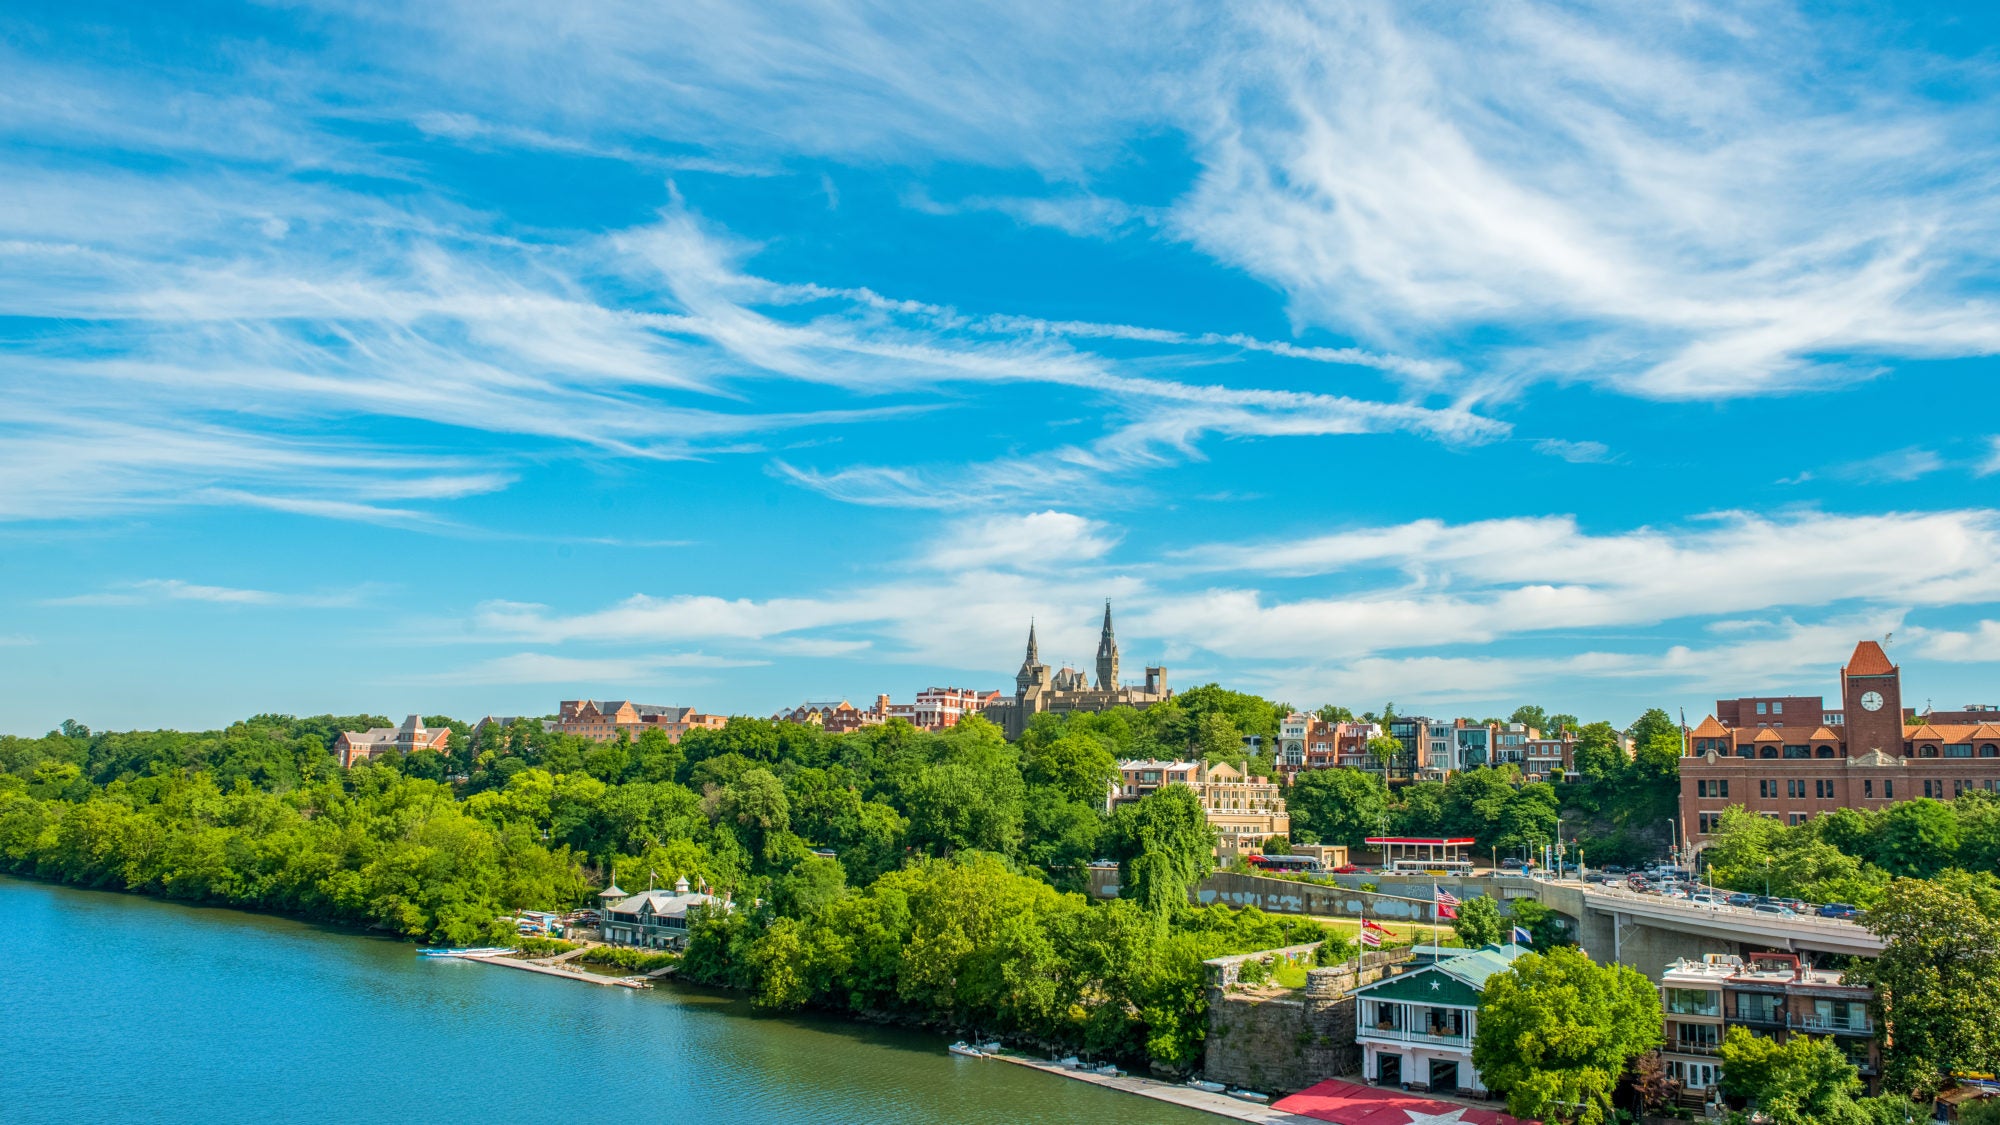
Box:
xmin=1681 ymin=641 xmax=2000 ymax=844
xmin=1659 ymin=952 xmax=1878 ymax=1101
xmin=1111 ymin=759 xmax=1289 ymax=859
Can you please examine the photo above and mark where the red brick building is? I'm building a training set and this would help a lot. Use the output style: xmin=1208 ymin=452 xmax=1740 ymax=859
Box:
xmin=1680 ymin=642 xmax=2000 ymax=847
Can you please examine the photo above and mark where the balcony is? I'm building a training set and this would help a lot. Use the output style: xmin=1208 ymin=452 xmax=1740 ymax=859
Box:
xmin=1792 ymin=1013 xmax=1873 ymax=1035
xmin=1359 ymin=1025 xmax=1471 ymax=1048
xmin=1668 ymin=1041 xmax=1722 ymax=1058
xmin=1732 ymin=1006 xmax=1787 ymax=1028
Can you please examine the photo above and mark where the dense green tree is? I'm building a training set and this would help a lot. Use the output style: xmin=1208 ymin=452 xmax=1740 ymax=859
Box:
xmin=1569 ymin=721 xmax=1624 ymax=781
xmin=1287 ymin=767 xmax=1388 ymax=846
xmin=1315 ymin=705 xmax=1355 ymax=723
xmin=1472 ymin=947 xmax=1663 ymax=1125
xmin=1389 ymin=780 xmax=1445 ymax=836
xmin=1022 ymin=733 xmax=1117 ymax=806
xmin=1452 ymin=894 xmax=1503 ymax=947
xmin=1510 ymin=705 xmax=1550 ymax=732
xmin=1873 ymin=799 xmax=1962 ymax=878
xmin=1366 ymin=733 xmax=1403 ymax=774
xmin=1106 ymin=785 xmax=1216 ymax=918
xmin=1860 ymin=870 xmax=2000 ymax=1096
xmin=1718 ymin=1027 xmax=1870 ymax=1125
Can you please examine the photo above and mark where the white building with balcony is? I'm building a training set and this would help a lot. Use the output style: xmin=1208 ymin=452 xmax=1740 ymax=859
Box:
xmin=1351 ymin=944 xmax=1525 ymax=1095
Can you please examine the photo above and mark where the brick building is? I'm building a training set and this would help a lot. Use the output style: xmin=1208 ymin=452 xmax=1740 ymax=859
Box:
xmin=333 ymin=714 xmax=450 ymax=768
xmin=554 ymin=700 xmax=725 ymax=743
xmin=1680 ymin=641 xmax=2000 ymax=846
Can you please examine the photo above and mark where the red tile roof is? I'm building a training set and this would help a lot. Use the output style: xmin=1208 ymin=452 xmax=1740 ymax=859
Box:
xmin=1846 ymin=640 xmax=1896 ymax=676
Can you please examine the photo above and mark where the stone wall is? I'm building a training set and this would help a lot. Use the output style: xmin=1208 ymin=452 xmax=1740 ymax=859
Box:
xmin=1201 ymin=948 xmax=1410 ymax=1095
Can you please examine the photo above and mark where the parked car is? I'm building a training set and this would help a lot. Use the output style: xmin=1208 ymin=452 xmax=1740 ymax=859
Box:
xmin=1817 ymin=902 xmax=1863 ymax=919
xmin=1601 ymin=864 xmax=1627 ymax=875
xmin=1331 ymin=864 xmax=1363 ymax=875
xmin=1499 ymin=857 xmax=1529 ymax=870
xmin=1751 ymin=903 xmax=1797 ymax=917
xmin=1726 ymin=892 xmax=1757 ymax=907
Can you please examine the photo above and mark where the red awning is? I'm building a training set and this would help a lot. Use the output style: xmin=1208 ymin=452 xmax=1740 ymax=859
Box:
xmin=1363 ymin=837 xmax=1476 ymax=846
xmin=1274 ymin=1079 xmax=1533 ymax=1125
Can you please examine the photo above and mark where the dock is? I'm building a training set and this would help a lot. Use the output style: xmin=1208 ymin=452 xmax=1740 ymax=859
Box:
xmin=984 ymin=1053 xmax=1319 ymax=1124
xmin=462 ymin=953 xmax=647 ymax=989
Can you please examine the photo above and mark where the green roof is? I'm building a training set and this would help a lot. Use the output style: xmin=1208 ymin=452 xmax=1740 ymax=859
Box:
xmin=1354 ymin=944 xmax=1527 ymax=1007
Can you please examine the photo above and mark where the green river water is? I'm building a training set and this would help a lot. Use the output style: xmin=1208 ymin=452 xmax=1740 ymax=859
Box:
xmin=0 ymin=876 xmax=1210 ymax=1124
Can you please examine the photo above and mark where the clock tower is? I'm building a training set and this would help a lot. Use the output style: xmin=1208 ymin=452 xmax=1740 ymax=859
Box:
xmin=1839 ymin=640 xmax=1903 ymax=757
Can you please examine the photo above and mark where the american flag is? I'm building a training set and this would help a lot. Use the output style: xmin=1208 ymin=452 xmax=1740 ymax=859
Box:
xmin=1435 ymin=886 xmax=1460 ymax=920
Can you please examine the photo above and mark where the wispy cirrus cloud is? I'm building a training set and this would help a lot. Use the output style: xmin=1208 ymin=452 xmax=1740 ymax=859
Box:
xmin=42 ymin=579 xmax=379 ymax=609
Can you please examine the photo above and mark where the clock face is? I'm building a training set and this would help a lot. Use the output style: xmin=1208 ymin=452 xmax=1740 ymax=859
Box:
xmin=1860 ymin=691 xmax=1884 ymax=712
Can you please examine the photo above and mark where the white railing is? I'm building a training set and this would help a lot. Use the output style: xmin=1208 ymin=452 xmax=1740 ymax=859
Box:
xmin=1793 ymin=1014 xmax=1873 ymax=1034
xmin=1359 ymin=1026 xmax=1470 ymax=1048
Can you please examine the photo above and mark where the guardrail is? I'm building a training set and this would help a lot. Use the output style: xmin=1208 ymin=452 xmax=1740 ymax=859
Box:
xmin=1570 ymin=882 xmax=1876 ymax=936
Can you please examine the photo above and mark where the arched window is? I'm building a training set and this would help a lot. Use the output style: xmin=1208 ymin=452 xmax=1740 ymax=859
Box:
xmin=1919 ymin=745 xmax=1939 ymax=758
xmin=1759 ymin=747 xmax=1778 ymax=759
xmin=1982 ymin=744 xmax=1998 ymax=758
xmin=1815 ymin=746 xmax=1835 ymax=758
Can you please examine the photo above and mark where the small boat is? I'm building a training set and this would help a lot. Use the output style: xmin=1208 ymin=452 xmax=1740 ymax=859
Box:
xmin=1094 ymin=1064 xmax=1122 ymax=1077
xmin=975 ymin=1041 xmax=1001 ymax=1053
xmin=1228 ymin=1089 xmax=1271 ymax=1103
xmin=948 ymin=1042 xmax=984 ymax=1058
xmin=418 ymin=947 xmax=512 ymax=958
xmin=1055 ymin=1055 xmax=1080 ymax=1069
xmin=1186 ymin=1079 xmax=1227 ymax=1093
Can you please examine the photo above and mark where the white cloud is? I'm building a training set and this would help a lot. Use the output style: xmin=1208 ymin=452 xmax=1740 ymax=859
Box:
xmin=1829 ymin=447 xmax=1945 ymax=484
xmin=415 ymin=651 xmax=766 ymax=685
xmin=42 ymin=579 xmax=376 ymax=609
xmin=1913 ymin=622 xmax=2000 ymax=664
xmin=921 ymin=511 xmax=1120 ymax=572
xmin=1533 ymin=438 xmax=1612 ymax=464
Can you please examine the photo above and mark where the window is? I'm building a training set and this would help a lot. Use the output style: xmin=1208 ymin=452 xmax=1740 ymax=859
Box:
xmin=1787 ymin=779 xmax=1806 ymax=798
xmin=1790 ymin=812 xmax=1808 ymax=825
xmin=1924 ymin=779 xmax=1937 ymax=798
xmin=1760 ymin=779 xmax=1778 ymax=798
xmin=1816 ymin=745 xmax=1836 ymax=758
xmin=1784 ymin=745 xmax=1810 ymax=760
xmin=1920 ymin=745 xmax=1939 ymax=758
xmin=1885 ymin=780 xmax=1894 ymax=799
xmin=1946 ymin=744 xmax=1973 ymax=759
xmin=1697 ymin=779 xmax=1729 ymax=798
xmin=1864 ymin=779 xmax=1874 ymax=798
xmin=1699 ymin=812 xmax=1722 ymax=833
xmin=1757 ymin=702 xmax=1769 ymax=715
xmin=1983 ymin=745 xmax=1999 ymax=758
xmin=1773 ymin=702 xmax=1784 ymax=714
xmin=1760 ymin=747 xmax=1779 ymax=759
xmin=1666 ymin=988 xmax=1722 ymax=1017
xmin=1816 ymin=779 xmax=1835 ymax=798
xmin=1738 ymin=745 xmax=1755 ymax=758
xmin=1955 ymin=779 xmax=1967 ymax=797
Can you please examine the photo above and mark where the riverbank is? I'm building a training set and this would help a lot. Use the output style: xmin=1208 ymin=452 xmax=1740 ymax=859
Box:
xmin=986 ymin=1053 xmax=1320 ymax=1123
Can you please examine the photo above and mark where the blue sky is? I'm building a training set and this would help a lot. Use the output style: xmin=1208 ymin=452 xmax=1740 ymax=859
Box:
xmin=7 ymin=0 xmax=2000 ymax=733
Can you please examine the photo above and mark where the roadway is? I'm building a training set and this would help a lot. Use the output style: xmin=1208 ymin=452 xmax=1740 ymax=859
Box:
xmin=1549 ymin=879 xmax=1885 ymax=959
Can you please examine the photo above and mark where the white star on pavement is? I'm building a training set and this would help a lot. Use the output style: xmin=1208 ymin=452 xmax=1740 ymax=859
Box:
xmin=1400 ymin=1109 xmax=1470 ymax=1125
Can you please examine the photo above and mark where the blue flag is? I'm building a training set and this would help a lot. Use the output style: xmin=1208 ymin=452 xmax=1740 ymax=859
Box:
xmin=1511 ymin=926 xmax=1532 ymax=944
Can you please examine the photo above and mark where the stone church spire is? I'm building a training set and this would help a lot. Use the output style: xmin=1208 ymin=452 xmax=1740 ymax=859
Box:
xmin=1095 ymin=601 xmax=1119 ymax=690
xmin=1016 ymin=621 xmax=1044 ymax=696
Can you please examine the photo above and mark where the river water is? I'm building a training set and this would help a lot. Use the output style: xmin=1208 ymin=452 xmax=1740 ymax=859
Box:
xmin=0 ymin=877 xmax=1207 ymax=1124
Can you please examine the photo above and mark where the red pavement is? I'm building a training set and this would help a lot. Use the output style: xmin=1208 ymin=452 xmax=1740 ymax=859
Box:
xmin=1273 ymin=1079 xmax=1532 ymax=1125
